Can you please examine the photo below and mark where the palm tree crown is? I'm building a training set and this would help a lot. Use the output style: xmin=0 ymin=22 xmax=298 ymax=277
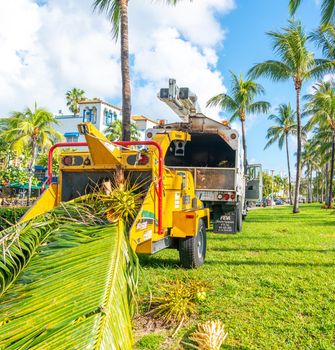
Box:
xmin=1 ymin=105 xmax=63 ymax=204
xmin=66 ymin=88 xmax=86 ymax=116
xmin=207 ymin=71 xmax=270 ymax=172
xmin=265 ymin=104 xmax=297 ymax=150
xmin=105 ymin=120 xmax=140 ymax=141
xmin=289 ymin=0 xmax=335 ymax=24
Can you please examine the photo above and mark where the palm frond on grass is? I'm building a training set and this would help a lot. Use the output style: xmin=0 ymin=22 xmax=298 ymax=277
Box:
xmin=0 ymin=201 xmax=103 ymax=296
xmin=0 ymin=220 xmax=138 ymax=349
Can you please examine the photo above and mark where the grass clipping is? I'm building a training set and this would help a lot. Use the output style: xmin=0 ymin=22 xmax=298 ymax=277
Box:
xmin=0 ymin=175 xmax=142 ymax=349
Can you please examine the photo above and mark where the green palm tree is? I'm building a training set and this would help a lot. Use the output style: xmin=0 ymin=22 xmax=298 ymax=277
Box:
xmin=207 ymin=71 xmax=270 ymax=172
xmin=289 ymin=0 xmax=335 ymax=24
xmin=248 ymin=20 xmax=335 ymax=213
xmin=1 ymin=104 xmax=63 ymax=205
xmin=264 ymin=104 xmax=297 ymax=204
xmin=66 ymin=88 xmax=86 ymax=116
xmin=310 ymin=24 xmax=335 ymax=59
xmin=105 ymin=119 xmax=140 ymax=141
xmin=304 ymin=81 xmax=335 ymax=207
xmin=93 ymin=0 xmax=188 ymax=141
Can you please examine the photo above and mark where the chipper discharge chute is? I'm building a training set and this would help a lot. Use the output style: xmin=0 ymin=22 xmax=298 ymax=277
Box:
xmin=0 ymin=121 xmax=209 ymax=350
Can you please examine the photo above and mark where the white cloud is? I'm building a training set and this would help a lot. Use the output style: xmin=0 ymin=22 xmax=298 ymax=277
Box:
xmin=0 ymin=0 xmax=234 ymax=120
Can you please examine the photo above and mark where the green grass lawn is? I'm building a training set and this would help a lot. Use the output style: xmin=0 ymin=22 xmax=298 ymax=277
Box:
xmin=135 ymin=204 xmax=335 ymax=350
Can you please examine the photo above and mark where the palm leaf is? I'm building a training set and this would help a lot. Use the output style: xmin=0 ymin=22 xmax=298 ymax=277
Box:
xmin=0 ymin=220 xmax=137 ymax=349
xmin=0 ymin=195 xmax=139 ymax=349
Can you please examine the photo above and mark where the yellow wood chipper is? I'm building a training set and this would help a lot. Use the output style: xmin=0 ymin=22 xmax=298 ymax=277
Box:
xmin=22 ymin=122 xmax=210 ymax=268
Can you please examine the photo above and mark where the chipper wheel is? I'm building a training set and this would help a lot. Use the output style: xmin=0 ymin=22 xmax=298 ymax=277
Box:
xmin=179 ymin=219 xmax=206 ymax=268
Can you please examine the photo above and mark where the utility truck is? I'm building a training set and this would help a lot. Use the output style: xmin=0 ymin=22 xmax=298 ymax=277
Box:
xmin=151 ymin=79 xmax=262 ymax=233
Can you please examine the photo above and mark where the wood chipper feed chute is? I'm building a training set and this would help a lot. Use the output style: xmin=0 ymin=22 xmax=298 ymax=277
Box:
xmin=21 ymin=122 xmax=209 ymax=268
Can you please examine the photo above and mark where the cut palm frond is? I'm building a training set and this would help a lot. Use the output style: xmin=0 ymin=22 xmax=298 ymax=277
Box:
xmin=0 ymin=200 xmax=104 ymax=296
xmin=148 ymin=279 xmax=208 ymax=330
xmin=0 ymin=220 xmax=138 ymax=349
xmin=189 ymin=320 xmax=228 ymax=350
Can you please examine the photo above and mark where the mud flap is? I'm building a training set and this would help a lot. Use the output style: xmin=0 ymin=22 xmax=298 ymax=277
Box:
xmin=213 ymin=211 xmax=236 ymax=234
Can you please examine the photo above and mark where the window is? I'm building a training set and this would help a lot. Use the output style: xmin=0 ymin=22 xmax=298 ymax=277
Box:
xmin=64 ymin=132 xmax=79 ymax=143
xmin=105 ymin=109 xmax=115 ymax=125
xmin=83 ymin=107 xmax=97 ymax=124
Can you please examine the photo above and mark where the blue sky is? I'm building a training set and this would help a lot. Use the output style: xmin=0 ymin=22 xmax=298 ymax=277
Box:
xmin=1 ymin=0 xmax=322 ymax=175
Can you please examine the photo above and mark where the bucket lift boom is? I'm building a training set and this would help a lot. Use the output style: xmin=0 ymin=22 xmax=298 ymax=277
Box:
xmin=157 ymin=78 xmax=199 ymax=122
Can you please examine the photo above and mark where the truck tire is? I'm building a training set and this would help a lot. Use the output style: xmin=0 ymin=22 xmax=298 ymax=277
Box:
xmin=236 ymin=202 xmax=242 ymax=232
xmin=179 ymin=219 xmax=206 ymax=268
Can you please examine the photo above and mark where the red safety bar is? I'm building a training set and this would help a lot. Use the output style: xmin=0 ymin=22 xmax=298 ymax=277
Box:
xmin=46 ymin=140 xmax=164 ymax=234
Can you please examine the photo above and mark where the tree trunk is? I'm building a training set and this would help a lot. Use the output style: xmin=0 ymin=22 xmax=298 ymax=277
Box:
xmin=325 ymin=162 xmax=329 ymax=205
xmin=241 ymin=119 xmax=247 ymax=174
xmin=27 ymin=140 xmax=37 ymax=206
xmin=328 ymin=133 xmax=335 ymax=208
xmin=321 ymin=169 xmax=324 ymax=203
xmin=120 ymin=0 xmax=131 ymax=142
xmin=293 ymin=86 xmax=302 ymax=213
xmin=307 ymin=164 xmax=311 ymax=203
xmin=285 ymin=134 xmax=292 ymax=205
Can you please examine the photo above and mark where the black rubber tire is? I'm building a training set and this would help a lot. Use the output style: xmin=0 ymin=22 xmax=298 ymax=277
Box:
xmin=179 ymin=219 xmax=206 ymax=269
xmin=236 ymin=202 xmax=243 ymax=232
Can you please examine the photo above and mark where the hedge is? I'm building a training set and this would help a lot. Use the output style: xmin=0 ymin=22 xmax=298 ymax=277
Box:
xmin=0 ymin=207 xmax=28 ymax=230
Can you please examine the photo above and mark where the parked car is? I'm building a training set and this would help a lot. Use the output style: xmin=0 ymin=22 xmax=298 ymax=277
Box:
xmin=275 ymin=199 xmax=284 ymax=205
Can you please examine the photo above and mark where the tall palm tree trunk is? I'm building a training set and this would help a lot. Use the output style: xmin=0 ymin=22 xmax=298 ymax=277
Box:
xmin=293 ymin=86 xmax=302 ymax=213
xmin=328 ymin=133 xmax=335 ymax=208
xmin=120 ymin=0 xmax=131 ymax=142
xmin=285 ymin=134 xmax=292 ymax=205
xmin=307 ymin=164 xmax=312 ymax=203
xmin=27 ymin=140 xmax=37 ymax=206
xmin=241 ymin=118 xmax=247 ymax=174
xmin=325 ymin=162 xmax=329 ymax=205
xmin=321 ymin=170 xmax=324 ymax=202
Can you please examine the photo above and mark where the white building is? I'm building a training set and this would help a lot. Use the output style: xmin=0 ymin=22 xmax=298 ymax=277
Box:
xmin=55 ymin=99 xmax=158 ymax=142
xmin=131 ymin=115 xmax=158 ymax=139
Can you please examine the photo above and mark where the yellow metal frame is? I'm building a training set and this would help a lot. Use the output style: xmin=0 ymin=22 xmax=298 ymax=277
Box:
xmin=22 ymin=122 xmax=209 ymax=256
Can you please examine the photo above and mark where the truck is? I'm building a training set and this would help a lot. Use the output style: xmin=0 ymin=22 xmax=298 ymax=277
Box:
xmin=152 ymin=79 xmax=262 ymax=234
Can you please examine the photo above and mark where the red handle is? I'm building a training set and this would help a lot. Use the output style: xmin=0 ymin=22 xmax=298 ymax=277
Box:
xmin=47 ymin=140 xmax=164 ymax=234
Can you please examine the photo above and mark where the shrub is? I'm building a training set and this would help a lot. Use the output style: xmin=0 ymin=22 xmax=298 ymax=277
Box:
xmin=0 ymin=207 xmax=27 ymax=230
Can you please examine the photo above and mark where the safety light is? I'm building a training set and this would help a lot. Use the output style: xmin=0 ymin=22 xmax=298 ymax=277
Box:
xmin=138 ymin=154 xmax=149 ymax=165
xmin=186 ymin=214 xmax=195 ymax=219
xmin=224 ymin=193 xmax=230 ymax=201
xmin=230 ymin=193 xmax=236 ymax=200
xmin=62 ymin=156 xmax=73 ymax=166
xmin=222 ymin=120 xmax=229 ymax=126
xmin=230 ymin=133 xmax=237 ymax=140
xmin=146 ymin=132 xmax=153 ymax=139
xmin=217 ymin=193 xmax=223 ymax=200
